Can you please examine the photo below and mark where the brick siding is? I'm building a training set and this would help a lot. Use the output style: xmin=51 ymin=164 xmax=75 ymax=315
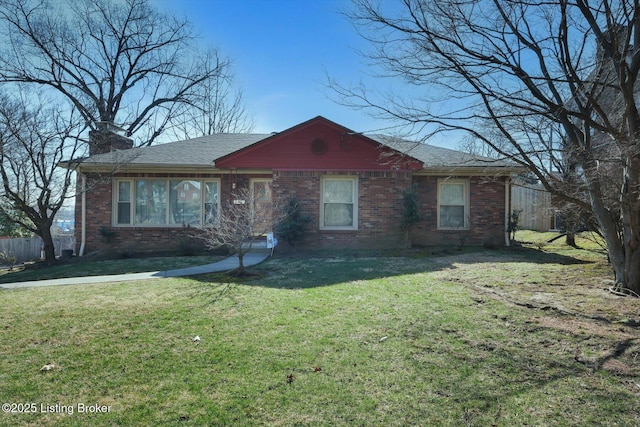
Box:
xmin=77 ymin=172 xmax=267 ymax=255
xmin=410 ymin=175 xmax=507 ymax=247
xmin=273 ymin=170 xmax=412 ymax=249
xmin=76 ymin=171 xmax=508 ymax=255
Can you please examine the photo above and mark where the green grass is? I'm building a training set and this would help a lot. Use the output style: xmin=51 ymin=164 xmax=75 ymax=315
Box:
xmin=0 ymin=255 xmax=223 ymax=283
xmin=515 ymin=229 xmax=607 ymax=254
xmin=0 ymin=237 xmax=639 ymax=426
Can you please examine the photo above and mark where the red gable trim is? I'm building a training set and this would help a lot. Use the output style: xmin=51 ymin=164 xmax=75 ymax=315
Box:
xmin=214 ymin=116 xmax=423 ymax=171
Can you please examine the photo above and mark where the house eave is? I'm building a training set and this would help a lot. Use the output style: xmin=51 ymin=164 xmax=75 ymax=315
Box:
xmin=413 ymin=166 xmax=527 ymax=176
xmin=75 ymin=163 xmax=273 ymax=175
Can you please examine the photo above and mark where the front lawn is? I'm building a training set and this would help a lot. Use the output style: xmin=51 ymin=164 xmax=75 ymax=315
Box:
xmin=0 ymin=239 xmax=638 ymax=426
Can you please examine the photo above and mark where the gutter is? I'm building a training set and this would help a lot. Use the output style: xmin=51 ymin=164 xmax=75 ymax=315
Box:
xmin=504 ymin=176 xmax=511 ymax=247
xmin=79 ymin=173 xmax=86 ymax=256
xmin=412 ymin=166 xmax=528 ymax=176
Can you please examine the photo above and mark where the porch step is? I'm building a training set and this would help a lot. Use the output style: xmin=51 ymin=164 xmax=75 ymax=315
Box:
xmin=240 ymin=238 xmax=271 ymax=251
xmin=240 ymin=233 xmax=278 ymax=251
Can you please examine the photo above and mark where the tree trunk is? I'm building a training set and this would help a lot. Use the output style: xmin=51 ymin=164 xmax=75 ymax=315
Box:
xmin=617 ymin=157 xmax=640 ymax=295
xmin=622 ymin=243 xmax=640 ymax=295
xmin=587 ymin=174 xmax=630 ymax=291
xmin=236 ymin=252 xmax=245 ymax=275
xmin=565 ymin=233 xmax=576 ymax=247
xmin=607 ymin=238 xmax=640 ymax=296
xmin=580 ymin=149 xmax=640 ymax=295
xmin=39 ymin=225 xmax=57 ymax=264
xmin=600 ymin=231 xmax=623 ymax=288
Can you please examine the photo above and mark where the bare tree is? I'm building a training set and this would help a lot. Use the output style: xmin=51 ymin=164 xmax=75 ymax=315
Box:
xmin=334 ymin=0 xmax=640 ymax=295
xmin=0 ymin=0 xmax=248 ymax=146
xmin=0 ymin=91 xmax=85 ymax=262
xmin=168 ymin=50 xmax=255 ymax=139
xmin=198 ymin=187 xmax=284 ymax=276
xmin=0 ymin=0 xmax=253 ymax=263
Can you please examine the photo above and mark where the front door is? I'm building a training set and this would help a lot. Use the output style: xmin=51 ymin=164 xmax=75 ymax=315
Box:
xmin=250 ymin=179 xmax=273 ymax=235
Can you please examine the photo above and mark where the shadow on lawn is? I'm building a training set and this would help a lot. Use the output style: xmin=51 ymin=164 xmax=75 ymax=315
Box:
xmin=188 ymin=246 xmax=595 ymax=290
xmin=409 ymin=330 xmax=636 ymax=423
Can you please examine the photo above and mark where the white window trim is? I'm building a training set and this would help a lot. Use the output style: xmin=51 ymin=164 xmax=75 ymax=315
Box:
xmin=437 ymin=179 xmax=470 ymax=230
xmin=320 ymin=175 xmax=358 ymax=231
xmin=203 ymin=180 xmax=221 ymax=227
xmin=112 ymin=178 xmax=221 ymax=227
xmin=249 ymin=178 xmax=273 ymax=202
xmin=115 ymin=179 xmax=134 ymax=226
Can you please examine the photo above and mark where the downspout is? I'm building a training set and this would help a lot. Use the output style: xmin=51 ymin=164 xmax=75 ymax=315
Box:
xmin=79 ymin=173 xmax=87 ymax=256
xmin=504 ymin=176 xmax=511 ymax=247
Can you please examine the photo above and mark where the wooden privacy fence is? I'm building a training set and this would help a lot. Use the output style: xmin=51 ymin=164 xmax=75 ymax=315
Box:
xmin=0 ymin=236 xmax=76 ymax=263
xmin=511 ymin=184 xmax=554 ymax=232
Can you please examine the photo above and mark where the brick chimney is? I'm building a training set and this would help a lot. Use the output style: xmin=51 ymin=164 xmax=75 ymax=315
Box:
xmin=88 ymin=122 xmax=134 ymax=155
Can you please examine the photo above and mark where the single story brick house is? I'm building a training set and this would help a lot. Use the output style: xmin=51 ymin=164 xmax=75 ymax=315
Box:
xmin=64 ymin=116 xmax=523 ymax=255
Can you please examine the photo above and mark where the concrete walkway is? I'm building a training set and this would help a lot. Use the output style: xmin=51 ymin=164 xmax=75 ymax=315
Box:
xmin=0 ymin=250 xmax=271 ymax=289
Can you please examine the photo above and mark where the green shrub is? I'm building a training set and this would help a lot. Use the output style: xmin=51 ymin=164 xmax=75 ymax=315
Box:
xmin=276 ymin=198 xmax=311 ymax=247
xmin=98 ymin=226 xmax=117 ymax=243
xmin=0 ymin=249 xmax=17 ymax=270
xmin=401 ymin=185 xmax=422 ymax=230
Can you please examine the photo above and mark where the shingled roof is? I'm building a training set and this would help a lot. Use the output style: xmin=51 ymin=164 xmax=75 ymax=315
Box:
xmin=74 ymin=133 xmax=272 ymax=169
xmin=366 ymin=134 xmax=517 ymax=169
xmin=68 ymin=118 xmax=519 ymax=172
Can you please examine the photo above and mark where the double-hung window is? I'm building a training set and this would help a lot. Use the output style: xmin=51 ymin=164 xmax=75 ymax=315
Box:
xmin=204 ymin=182 xmax=219 ymax=225
xmin=116 ymin=181 xmax=132 ymax=225
xmin=438 ymin=179 xmax=469 ymax=229
xmin=114 ymin=179 xmax=220 ymax=226
xmin=320 ymin=176 xmax=358 ymax=230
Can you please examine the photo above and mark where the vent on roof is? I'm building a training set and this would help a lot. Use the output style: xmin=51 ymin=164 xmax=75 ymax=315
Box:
xmin=310 ymin=138 xmax=328 ymax=155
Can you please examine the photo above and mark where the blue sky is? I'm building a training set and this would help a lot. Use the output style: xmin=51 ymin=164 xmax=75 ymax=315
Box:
xmin=153 ymin=0 xmax=418 ymax=141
